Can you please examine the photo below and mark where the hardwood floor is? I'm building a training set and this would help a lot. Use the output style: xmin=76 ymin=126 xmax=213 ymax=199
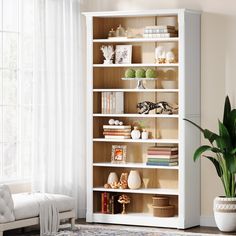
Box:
xmin=4 ymin=218 xmax=236 ymax=235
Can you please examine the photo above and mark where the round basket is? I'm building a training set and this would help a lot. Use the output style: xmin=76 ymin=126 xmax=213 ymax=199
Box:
xmin=153 ymin=205 xmax=175 ymax=217
xmin=152 ymin=196 xmax=169 ymax=207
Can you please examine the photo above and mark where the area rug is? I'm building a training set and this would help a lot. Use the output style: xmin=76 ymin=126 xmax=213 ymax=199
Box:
xmin=6 ymin=224 xmax=236 ymax=236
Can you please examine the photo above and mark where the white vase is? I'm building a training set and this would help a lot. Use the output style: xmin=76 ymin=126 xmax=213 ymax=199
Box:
xmin=128 ymin=170 xmax=141 ymax=189
xmin=131 ymin=126 xmax=140 ymax=140
xmin=141 ymin=130 xmax=148 ymax=139
xmin=214 ymin=196 xmax=236 ymax=232
xmin=107 ymin=172 xmax=118 ymax=185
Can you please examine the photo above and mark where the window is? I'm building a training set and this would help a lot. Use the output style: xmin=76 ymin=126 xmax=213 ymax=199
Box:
xmin=0 ymin=0 xmax=33 ymax=182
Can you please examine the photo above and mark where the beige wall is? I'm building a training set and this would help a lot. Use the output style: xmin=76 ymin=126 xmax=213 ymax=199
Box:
xmin=83 ymin=0 xmax=236 ymax=218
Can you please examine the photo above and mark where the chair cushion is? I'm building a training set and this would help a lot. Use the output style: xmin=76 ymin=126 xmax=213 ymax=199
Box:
xmin=12 ymin=193 xmax=75 ymax=220
xmin=0 ymin=185 xmax=15 ymax=223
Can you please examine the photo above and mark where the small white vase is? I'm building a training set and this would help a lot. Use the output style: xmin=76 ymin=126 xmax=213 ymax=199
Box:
xmin=103 ymin=59 xmax=113 ymax=64
xmin=128 ymin=170 xmax=141 ymax=189
xmin=214 ymin=196 xmax=236 ymax=232
xmin=131 ymin=126 xmax=140 ymax=140
xmin=141 ymin=129 xmax=148 ymax=139
xmin=107 ymin=172 xmax=118 ymax=185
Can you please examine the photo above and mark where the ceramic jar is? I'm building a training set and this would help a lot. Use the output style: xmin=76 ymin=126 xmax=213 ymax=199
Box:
xmin=141 ymin=129 xmax=148 ymax=139
xmin=107 ymin=172 xmax=118 ymax=185
xmin=128 ymin=170 xmax=141 ymax=189
xmin=214 ymin=196 xmax=236 ymax=232
xmin=131 ymin=126 xmax=140 ymax=140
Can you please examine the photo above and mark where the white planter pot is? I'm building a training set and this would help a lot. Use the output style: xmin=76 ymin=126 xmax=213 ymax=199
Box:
xmin=131 ymin=127 xmax=140 ymax=140
xmin=214 ymin=196 xmax=236 ymax=232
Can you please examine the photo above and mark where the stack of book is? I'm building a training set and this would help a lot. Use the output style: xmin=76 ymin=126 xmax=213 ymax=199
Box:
xmin=101 ymin=92 xmax=124 ymax=114
xmin=146 ymin=146 xmax=178 ymax=166
xmin=143 ymin=25 xmax=178 ymax=38
xmin=101 ymin=192 xmax=122 ymax=214
xmin=103 ymin=125 xmax=131 ymax=139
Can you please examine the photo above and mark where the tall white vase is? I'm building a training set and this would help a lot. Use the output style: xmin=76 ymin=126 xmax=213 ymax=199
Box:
xmin=128 ymin=170 xmax=141 ymax=189
xmin=107 ymin=172 xmax=118 ymax=185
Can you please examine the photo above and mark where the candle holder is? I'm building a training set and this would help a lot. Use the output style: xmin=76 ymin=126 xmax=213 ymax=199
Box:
xmin=118 ymin=194 xmax=130 ymax=214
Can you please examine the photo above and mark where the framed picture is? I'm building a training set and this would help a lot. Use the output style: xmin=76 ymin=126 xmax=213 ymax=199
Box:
xmin=111 ymin=145 xmax=127 ymax=164
xmin=115 ymin=45 xmax=132 ymax=64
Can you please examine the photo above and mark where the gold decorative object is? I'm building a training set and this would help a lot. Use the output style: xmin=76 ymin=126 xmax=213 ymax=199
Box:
xmin=104 ymin=183 xmax=111 ymax=189
xmin=108 ymin=28 xmax=115 ymax=38
xmin=118 ymin=194 xmax=130 ymax=214
xmin=110 ymin=181 xmax=119 ymax=189
xmin=119 ymin=172 xmax=128 ymax=189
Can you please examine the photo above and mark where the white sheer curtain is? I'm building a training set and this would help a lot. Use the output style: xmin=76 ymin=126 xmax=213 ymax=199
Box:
xmin=32 ymin=0 xmax=86 ymax=217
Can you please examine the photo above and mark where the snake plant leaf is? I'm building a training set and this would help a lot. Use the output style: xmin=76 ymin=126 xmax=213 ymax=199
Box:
xmin=211 ymin=147 xmax=223 ymax=153
xmin=227 ymin=109 xmax=236 ymax=147
xmin=202 ymin=155 xmax=223 ymax=177
xmin=224 ymin=152 xmax=236 ymax=174
xmin=223 ymin=95 xmax=231 ymax=125
xmin=183 ymin=118 xmax=218 ymax=144
xmin=218 ymin=120 xmax=232 ymax=151
xmin=193 ymin=145 xmax=212 ymax=162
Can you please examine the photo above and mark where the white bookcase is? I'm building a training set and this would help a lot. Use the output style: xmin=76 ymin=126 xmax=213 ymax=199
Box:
xmin=83 ymin=9 xmax=201 ymax=229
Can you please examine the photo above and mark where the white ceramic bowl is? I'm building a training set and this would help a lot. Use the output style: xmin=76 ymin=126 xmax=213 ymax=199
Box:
xmin=161 ymin=80 xmax=177 ymax=89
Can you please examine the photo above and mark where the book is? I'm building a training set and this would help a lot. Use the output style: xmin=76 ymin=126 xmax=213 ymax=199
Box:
xmin=101 ymin=92 xmax=124 ymax=114
xmin=110 ymin=194 xmax=122 ymax=214
xmin=148 ymin=146 xmax=178 ymax=151
xmin=147 ymin=150 xmax=178 ymax=155
xmin=101 ymin=192 xmax=110 ymax=214
xmin=143 ymin=33 xmax=178 ymax=38
xmin=103 ymin=132 xmax=131 ymax=136
xmin=144 ymin=28 xmax=177 ymax=34
xmin=103 ymin=125 xmax=131 ymax=129
xmin=113 ymin=92 xmax=124 ymax=114
xmin=105 ymin=135 xmax=131 ymax=139
xmin=146 ymin=162 xmax=178 ymax=166
xmin=147 ymin=159 xmax=178 ymax=162
xmin=146 ymin=154 xmax=178 ymax=159
xmin=103 ymin=129 xmax=131 ymax=132
xmin=145 ymin=25 xmax=176 ymax=30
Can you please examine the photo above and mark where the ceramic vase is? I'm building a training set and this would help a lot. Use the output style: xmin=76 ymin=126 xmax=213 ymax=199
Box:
xmin=131 ymin=126 xmax=140 ymax=140
xmin=141 ymin=129 xmax=148 ymax=139
xmin=128 ymin=170 xmax=141 ymax=189
xmin=107 ymin=172 xmax=118 ymax=185
xmin=214 ymin=196 xmax=236 ymax=232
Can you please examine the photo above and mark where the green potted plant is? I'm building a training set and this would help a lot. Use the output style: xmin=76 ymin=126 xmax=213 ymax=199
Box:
xmin=184 ymin=96 xmax=236 ymax=232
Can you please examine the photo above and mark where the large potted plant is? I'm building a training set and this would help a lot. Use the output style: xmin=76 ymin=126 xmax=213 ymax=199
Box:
xmin=184 ymin=96 xmax=236 ymax=232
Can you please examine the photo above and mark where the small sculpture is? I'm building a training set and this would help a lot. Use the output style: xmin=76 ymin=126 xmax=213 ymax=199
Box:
xmin=155 ymin=46 xmax=166 ymax=64
xmin=108 ymin=119 xmax=123 ymax=126
xmin=118 ymin=194 xmax=130 ymax=214
xmin=166 ymin=51 xmax=175 ymax=63
xmin=119 ymin=173 xmax=128 ymax=189
xmin=137 ymin=101 xmax=178 ymax=115
xmin=104 ymin=183 xmax=111 ymax=189
xmin=100 ymin=45 xmax=115 ymax=64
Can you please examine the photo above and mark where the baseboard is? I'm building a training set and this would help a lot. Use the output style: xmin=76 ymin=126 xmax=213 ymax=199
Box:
xmin=200 ymin=216 xmax=216 ymax=227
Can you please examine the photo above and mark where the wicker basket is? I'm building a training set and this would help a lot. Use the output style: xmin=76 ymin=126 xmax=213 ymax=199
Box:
xmin=152 ymin=196 xmax=169 ymax=207
xmin=153 ymin=205 xmax=175 ymax=217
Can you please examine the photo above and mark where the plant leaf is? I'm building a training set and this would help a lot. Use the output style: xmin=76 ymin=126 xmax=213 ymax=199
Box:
xmin=227 ymin=109 xmax=236 ymax=147
xmin=224 ymin=152 xmax=236 ymax=174
xmin=218 ymin=120 xmax=232 ymax=151
xmin=202 ymin=155 xmax=223 ymax=177
xmin=223 ymin=95 xmax=231 ymax=125
xmin=183 ymin=118 xmax=218 ymax=144
xmin=193 ymin=145 xmax=212 ymax=162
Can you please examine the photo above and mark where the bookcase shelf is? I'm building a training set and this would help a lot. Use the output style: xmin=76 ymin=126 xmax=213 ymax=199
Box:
xmin=93 ymin=37 xmax=179 ymax=43
xmin=93 ymin=138 xmax=179 ymax=144
xmin=93 ymin=162 xmax=179 ymax=170
xmin=93 ymin=114 xmax=179 ymax=118
xmin=93 ymin=89 xmax=179 ymax=93
xmin=84 ymin=9 xmax=201 ymax=229
xmin=93 ymin=63 xmax=179 ymax=68
xmin=93 ymin=187 xmax=178 ymax=195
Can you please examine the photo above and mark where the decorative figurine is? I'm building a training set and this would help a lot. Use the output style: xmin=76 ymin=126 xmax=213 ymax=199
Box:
xmin=108 ymin=28 xmax=116 ymax=38
xmin=155 ymin=46 xmax=166 ymax=64
xmin=131 ymin=126 xmax=141 ymax=140
xmin=108 ymin=119 xmax=123 ymax=126
xmin=119 ymin=173 xmax=128 ymax=189
xmin=165 ymin=51 xmax=175 ymax=63
xmin=118 ymin=194 xmax=130 ymax=214
xmin=100 ymin=45 xmax=115 ymax=64
xmin=115 ymin=25 xmax=127 ymax=38
xmin=137 ymin=101 xmax=178 ymax=115
xmin=141 ymin=129 xmax=149 ymax=139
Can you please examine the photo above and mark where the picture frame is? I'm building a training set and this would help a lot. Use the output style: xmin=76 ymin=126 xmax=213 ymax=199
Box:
xmin=111 ymin=145 xmax=127 ymax=164
xmin=115 ymin=45 xmax=132 ymax=64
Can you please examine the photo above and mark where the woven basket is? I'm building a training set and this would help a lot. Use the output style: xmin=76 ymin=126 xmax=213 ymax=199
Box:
xmin=153 ymin=205 xmax=175 ymax=217
xmin=152 ymin=196 xmax=169 ymax=207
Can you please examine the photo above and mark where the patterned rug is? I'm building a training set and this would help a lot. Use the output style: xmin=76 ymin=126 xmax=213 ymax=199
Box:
xmin=5 ymin=224 xmax=236 ymax=236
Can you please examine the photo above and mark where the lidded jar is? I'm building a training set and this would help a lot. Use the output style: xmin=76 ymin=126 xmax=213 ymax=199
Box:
xmin=131 ymin=126 xmax=141 ymax=140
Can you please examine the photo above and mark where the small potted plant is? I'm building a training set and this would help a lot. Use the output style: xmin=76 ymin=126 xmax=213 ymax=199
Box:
xmin=184 ymin=96 xmax=236 ymax=232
